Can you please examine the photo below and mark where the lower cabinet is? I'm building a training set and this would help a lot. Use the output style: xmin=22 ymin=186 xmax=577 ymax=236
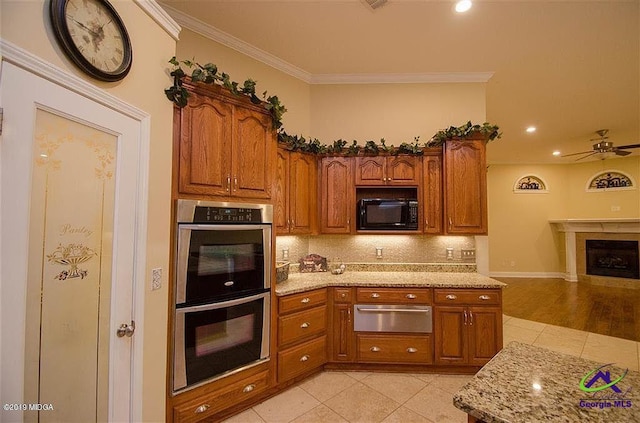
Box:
xmin=277 ymin=289 xmax=328 ymax=383
xmin=356 ymin=334 xmax=433 ymax=364
xmin=329 ymin=287 xmax=355 ymax=362
xmin=433 ymin=289 xmax=503 ymax=366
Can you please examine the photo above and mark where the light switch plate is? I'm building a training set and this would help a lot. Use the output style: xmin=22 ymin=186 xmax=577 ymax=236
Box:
xmin=461 ymin=249 xmax=476 ymax=259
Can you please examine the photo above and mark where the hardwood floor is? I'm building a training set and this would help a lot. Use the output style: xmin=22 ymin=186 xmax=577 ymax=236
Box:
xmin=497 ymin=277 xmax=640 ymax=342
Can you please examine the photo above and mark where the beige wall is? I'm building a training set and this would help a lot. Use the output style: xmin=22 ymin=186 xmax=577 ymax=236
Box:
xmin=310 ymin=83 xmax=486 ymax=145
xmin=175 ymin=28 xmax=311 ymax=135
xmin=488 ymin=156 xmax=640 ymax=275
xmin=1 ymin=2 xmax=175 ymax=421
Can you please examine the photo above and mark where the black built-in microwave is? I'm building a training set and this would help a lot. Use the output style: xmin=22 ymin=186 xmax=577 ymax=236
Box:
xmin=358 ymin=198 xmax=418 ymax=230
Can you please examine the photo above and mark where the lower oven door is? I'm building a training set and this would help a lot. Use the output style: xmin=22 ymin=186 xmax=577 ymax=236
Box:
xmin=173 ymin=291 xmax=270 ymax=393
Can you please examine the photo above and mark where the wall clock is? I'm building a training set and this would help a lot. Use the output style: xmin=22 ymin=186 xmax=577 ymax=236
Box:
xmin=50 ymin=0 xmax=133 ymax=82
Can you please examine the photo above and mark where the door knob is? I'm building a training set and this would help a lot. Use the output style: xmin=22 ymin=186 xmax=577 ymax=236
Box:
xmin=116 ymin=320 xmax=135 ymax=338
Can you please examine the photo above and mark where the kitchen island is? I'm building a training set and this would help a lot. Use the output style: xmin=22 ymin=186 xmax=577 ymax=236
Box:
xmin=454 ymin=341 xmax=640 ymax=422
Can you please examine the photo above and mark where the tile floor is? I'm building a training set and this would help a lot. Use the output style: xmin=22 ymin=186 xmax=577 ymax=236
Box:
xmin=223 ymin=315 xmax=640 ymax=423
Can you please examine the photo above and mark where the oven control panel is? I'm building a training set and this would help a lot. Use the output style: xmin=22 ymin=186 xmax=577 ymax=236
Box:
xmin=193 ymin=206 xmax=263 ymax=223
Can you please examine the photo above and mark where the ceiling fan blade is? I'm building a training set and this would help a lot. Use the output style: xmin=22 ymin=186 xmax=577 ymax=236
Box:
xmin=574 ymin=152 xmax=597 ymax=161
xmin=614 ymin=150 xmax=632 ymax=156
xmin=616 ymin=143 xmax=640 ymax=150
xmin=562 ymin=150 xmax=594 ymax=157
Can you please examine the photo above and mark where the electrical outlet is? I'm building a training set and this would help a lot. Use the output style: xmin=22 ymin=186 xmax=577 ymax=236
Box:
xmin=376 ymin=247 xmax=383 ymax=259
xmin=461 ymin=249 xmax=476 ymax=259
xmin=152 ymin=268 xmax=162 ymax=290
xmin=446 ymin=247 xmax=454 ymax=260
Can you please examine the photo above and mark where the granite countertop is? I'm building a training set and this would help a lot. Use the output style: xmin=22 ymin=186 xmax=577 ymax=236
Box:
xmin=275 ymin=271 xmax=507 ymax=296
xmin=454 ymin=342 xmax=640 ymax=423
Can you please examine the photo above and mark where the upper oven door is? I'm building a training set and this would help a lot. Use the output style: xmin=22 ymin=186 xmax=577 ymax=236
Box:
xmin=176 ymin=224 xmax=272 ymax=306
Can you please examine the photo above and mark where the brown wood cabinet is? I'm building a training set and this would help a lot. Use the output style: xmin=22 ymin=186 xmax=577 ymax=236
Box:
xmin=422 ymin=151 xmax=443 ymax=234
xmin=356 ymin=334 xmax=433 ymax=364
xmin=355 ymin=156 xmax=421 ymax=186
xmin=443 ymin=139 xmax=488 ymax=234
xmin=173 ymin=80 xmax=274 ymax=200
xmin=319 ymin=157 xmax=354 ymax=233
xmin=329 ymin=287 xmax=355 ymax=362
xmin=274 ymin=149 xmax=317 ymax=235
xmin=433 ymin=289 xmax=502 ymax=366
xmin=276 ymin=289 xmax=328 ymax=383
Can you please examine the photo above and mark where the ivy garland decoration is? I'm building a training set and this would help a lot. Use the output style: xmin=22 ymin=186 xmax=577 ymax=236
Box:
xmin=165 ymin=57 xmax=502 ymax=155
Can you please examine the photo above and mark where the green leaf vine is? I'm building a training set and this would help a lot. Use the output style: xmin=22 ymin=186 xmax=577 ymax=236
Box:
xmin=165 ymin=57 xmax=501 ymax=155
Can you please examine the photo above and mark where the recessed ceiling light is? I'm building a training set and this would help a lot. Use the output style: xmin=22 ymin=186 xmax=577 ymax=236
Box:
xmin=552 ymin=151 xmax=561 ymax=156
xmin=455 ymin=0 xmax=472 ymax=13
xmin=526 ymin=126 xmax=537 ymax=133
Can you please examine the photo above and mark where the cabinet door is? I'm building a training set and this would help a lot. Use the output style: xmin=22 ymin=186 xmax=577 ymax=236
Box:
xmin=177 ymin=93 xmax=233 ymax=196
xmin=289 ymin=153 xmax=317 ymax=234
xmin=386 ymin=156 xmax=421 ymax=185
xmin=422 ymin=153 xmax=443 ymax=234
xmin=320 ymin=157 xmax=353 ymax=234
xmin=433 ymin=306 xmax=466 ymax=365
xmin=274 ymin=149 xmax=290 ymax=234
xmin=355 ymin=157 xmax=386 ymax=186
xmin=233 ymin=106 xmax=273 ymax=199
xmin=467 ymin=306 xmax=502 ymax=366
xmin=331 ymin=303 xmax=354 ymax=362
xmin=444 ymin=139 xmax=487 ymax=234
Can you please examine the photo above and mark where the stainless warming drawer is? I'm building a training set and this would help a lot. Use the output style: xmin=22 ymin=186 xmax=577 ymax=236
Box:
xmin=354 ymin=304 xmax=432 ymax=333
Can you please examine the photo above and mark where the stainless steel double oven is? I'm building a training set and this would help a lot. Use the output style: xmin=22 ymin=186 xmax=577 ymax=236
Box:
xmin=172 ymin=200 xmax=272 ymax=393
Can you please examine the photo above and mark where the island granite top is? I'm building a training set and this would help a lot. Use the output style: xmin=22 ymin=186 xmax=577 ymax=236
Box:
xmin=454 ymin=341 xmax=639 ymax=423
xmin=275 ymin=271 xmax=506 ymax=296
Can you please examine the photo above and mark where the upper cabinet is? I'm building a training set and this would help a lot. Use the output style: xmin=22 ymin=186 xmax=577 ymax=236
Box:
xmin=173 ymin=81 xmax=274 ymax=200
xmin=422 ymin=151 xmax=443 ymax=234
xmin=355 ymin=156 xmax=421 ymax=186
xmin=443 ymin=139 xmax=488 ymax=234
xmin=320 ymin=157 xmax=354 ymax=234
xmin=275 ymin=149 xmax=317 ymax=235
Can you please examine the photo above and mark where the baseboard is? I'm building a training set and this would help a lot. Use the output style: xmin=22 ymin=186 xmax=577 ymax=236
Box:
xmin=488 ymin=271 xmax=566 ymax=279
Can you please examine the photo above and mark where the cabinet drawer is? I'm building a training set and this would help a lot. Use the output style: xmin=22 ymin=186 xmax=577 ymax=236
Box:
xmin=433 ymin=289 xmax=501 ymax=305
xmin=278 ymin=306 xmax=326 ymax=346
xmin=333 ymin=287 xmax=353 ymax=303
xmin=173 ymin=370 xmax=269 ymax=423
xmin=279 ymin=289 xmax=327 ymax=314
xmin=357 ymin=334 xmax=432 ymax=364
xmin=356 ymin=287 xmax=431 ymax=304
xmin=277 ymin=335 xmax=327 ymax=383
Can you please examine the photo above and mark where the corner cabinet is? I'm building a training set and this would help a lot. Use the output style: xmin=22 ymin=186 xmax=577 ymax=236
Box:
xmin=443 ymin=139 xmax=488 ymax=234
xmin=274 ymin=149 xmax=317 ymax=235
xmin=320 ymin=157 xmax=354 ymax=234
xmin=173 ymin=80 xmax=274 ymax=200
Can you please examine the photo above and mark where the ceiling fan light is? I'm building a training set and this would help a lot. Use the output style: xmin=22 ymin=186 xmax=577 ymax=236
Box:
xmin=455 ymin=0 xmax=472 ymax=13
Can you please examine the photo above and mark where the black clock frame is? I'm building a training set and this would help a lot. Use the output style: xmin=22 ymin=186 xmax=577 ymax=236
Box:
xmin=49 ymin=0 xmax=133 ymax=82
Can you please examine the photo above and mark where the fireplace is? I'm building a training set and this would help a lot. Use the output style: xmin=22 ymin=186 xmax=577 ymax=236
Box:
xmin=586 ymin=239 xmax=640 ymax=280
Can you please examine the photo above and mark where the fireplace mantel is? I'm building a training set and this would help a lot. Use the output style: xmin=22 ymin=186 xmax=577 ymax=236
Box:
xmin=550 ymin=218 xmax=640 ymax=281
xmin=550 ymin=218 xmax=640 ymax=234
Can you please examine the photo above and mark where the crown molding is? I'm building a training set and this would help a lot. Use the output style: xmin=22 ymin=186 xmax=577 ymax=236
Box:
xmin=163 ymin=5 xmax=312 ymax=83
xmin=134 ymin=0 xmax=181 ymax=41
xmin=162 ymin=4 xmax=493 ymax=85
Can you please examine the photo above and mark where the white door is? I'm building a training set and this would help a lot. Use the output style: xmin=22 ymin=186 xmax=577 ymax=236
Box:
xmin=0 ymin=62 xmax=142 ymax=422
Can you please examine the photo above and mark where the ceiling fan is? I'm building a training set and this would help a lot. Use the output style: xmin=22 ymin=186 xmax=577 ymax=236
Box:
xmin=562 ymin=129 xmax=640 ymax=161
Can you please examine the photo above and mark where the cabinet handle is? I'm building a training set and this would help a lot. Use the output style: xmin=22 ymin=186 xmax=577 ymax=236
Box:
xmin=300 ymin=322 xmax=310 ymax=328
xmin=291 ymin=219 xmax=295 ymax=228
xmin=406 ymin=294 xmax=417 ymax=299
xmin=388 ymin=177 xmax=392 ymax=181
xmin=226 ymin=175 xmax=231 ymax=192
xmin=382 ymin=177 xmax=386 ymax=182
xmin=233 ymin=176 xmax=238 ymax=192
xmin=370 ymin=346 xmax=381 ymax=352
xmin=449 ymin=218 xmax=452 ymax=229
xmin=479 ymin=295 xmax=491 ymax=301
xmin=464 ymin=309 xmax=468 ymax=325
xmin=340 ymin=293 xmax=347 ymax=298
xmin=300 ymin=354 xmax=310 ymax=362
xmin=287 ymin=219 xmax=291 ymax=230
xmin=370 ymin=293 xmax=380 ymax=298
xmin=406 ymin=347 xmax=418 ymax=353
xmin=300 ymin=297 xmax=310 ymax=304
xmin=194 ymin=404 xmax=210 ymax=414
xmin=445 ymin=294 xmax=457 ymax=300
xmin=242 ymin=384 xmax=255 ymax=393
xmin=469 ymin=310 xmax=474 ymax=326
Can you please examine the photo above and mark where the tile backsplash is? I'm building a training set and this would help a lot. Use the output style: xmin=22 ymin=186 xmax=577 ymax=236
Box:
xmin=276 ymin=234 xmax=475 ymax=265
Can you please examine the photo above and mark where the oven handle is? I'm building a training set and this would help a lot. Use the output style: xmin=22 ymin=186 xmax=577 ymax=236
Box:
xmin=356 ymin=307 xmax=431 ymax=313
xmin=177 ymin=291 xmax=269 ymax=314
xmin=178 ymin=223 xmax=272 ymax=231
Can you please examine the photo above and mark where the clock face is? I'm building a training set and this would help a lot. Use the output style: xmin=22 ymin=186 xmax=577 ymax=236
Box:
xmin=50 ymin=0 xmax=132 ymax=81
